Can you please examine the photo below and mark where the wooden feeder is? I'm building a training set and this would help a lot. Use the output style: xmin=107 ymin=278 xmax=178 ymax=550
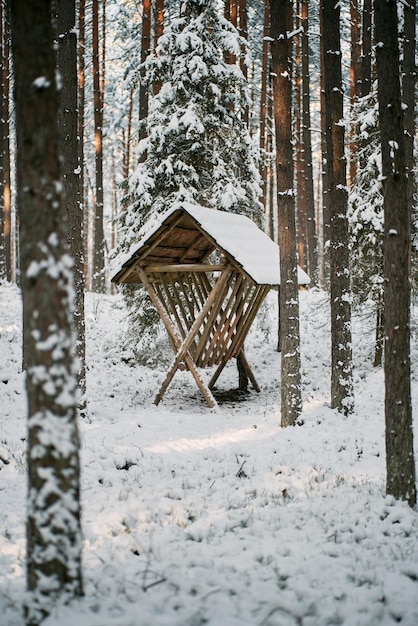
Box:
xmin=111 ymin=203 xmax=309 ymax=408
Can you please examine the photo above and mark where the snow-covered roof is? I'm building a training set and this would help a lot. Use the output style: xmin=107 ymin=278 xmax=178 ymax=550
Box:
xmin=111 ymin=202 xmax=310 ymax=287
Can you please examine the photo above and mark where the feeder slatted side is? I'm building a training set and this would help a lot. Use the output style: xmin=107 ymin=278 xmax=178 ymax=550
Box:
xmin=153 ymin=268 xmax=232 ymax=405
xmin=197 ymin=273 xmax=256 ymax=368
xmin=231 ymin=284 xmax=270 ymax=357
xmin=205 ymin=277 xmax=254 ymax=366
xmin=176 ymin=272 xmax=216 ymax=358
xmin=196 ymin=270 xmax=229 ymax=362
xmin=156 ymin=276 xmax=188 ymax=342
xmin=208 ymin=284 xmax=269 ymax=390
xmin=196 ymin=272 xmax=244 ymax=367
xmin=193 ymin=271 xmax=236 ymax=366
xmin=175 ymin=274 xmax=196 ymax=329
xmin=170 ymin=273 xmax=209 ymax=358
xmin=189 ymin=272 xmax=217 ymax=358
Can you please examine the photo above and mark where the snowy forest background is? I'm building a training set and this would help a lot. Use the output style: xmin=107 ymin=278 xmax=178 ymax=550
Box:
xmin=1 ymin=1 xmax=418 ymax=625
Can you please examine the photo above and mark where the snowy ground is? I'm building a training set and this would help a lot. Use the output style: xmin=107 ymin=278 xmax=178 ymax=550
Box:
xmin=1 ymin=281 xmax=418 ymax=626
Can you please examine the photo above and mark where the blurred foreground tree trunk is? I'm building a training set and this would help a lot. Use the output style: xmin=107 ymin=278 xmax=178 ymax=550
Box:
xmin=375 ymin=0 xmax=416 ymax=507
xmin=10 ymin=0 xmax=83 ymax=623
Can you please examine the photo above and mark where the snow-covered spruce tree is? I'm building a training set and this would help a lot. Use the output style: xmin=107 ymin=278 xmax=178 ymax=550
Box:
xmin=348 ymin=88 xmax=385 ymax=366
xmin=115 ymin=0 xmax=262 ymax=364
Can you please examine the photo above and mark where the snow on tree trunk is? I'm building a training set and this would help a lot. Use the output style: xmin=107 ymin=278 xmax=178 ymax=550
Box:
xmin=375 ymin=0 xmax=416 ymax=508
xmin=271 ymin=0 xmax=302 ymax=427
xmin=9 ymin=1 xmax=83 ymax=622
xmin=321 ymin=0 xmax=354 ymax=415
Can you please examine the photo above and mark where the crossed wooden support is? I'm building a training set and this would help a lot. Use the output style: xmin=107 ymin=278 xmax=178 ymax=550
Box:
xmin=137 ymin=263 xmax=267 ymax=408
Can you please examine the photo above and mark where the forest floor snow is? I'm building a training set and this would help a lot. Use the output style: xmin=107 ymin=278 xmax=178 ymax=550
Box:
xmin=1 ymin=282 xmax=418 ymax=626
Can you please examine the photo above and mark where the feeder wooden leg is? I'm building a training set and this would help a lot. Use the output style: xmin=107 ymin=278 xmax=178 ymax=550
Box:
xmin=236 ymin=350 xmax=260 ymax=392
xmin=237 ymin=353 xmax=248 ymax=391
xmin=139 ymin=265 xmax=229 ymax=409
xmin=154 ymin=350 xmax=218 ymax=409
xmin=209 ymin=350 xmax=260 ymax=393
xmin=208 ymin=359 xmax=227 ymax=390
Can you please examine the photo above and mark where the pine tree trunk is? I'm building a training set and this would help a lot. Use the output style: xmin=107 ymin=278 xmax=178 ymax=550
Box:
xmin=259 ymin=0 xmax=270 ymax=214
xmin=401 ymin=0 xmax=416 ymax=209
xmin=319 ymin=5 xmax=330 ymax=287
xmin=0 ymin=0 xmax=5 ymax=281
xmin=349 ymin=0 xmax=362 ymax=185
xmin=9 ymin=1 xmax=83 ymax=622
xmin=321 ymin=0 xmax=353 ymax=415
xmin=375 ymin=0 xmax=416 ymax=507
xmin=123 ymin=89 xmax=134 ymax=179
xmin=271 ymin=0 xmax=302 ymax=427
xmin=139 ymin=0 xmax=151 ymax=153
xmin=238 ymin=0 xmax=249 ymax=126
xmin=373 ymin=298 xmax=384 ymax=368
xmin=78 ymin=0 xmax=88 ymax=290
xmin=301 ymin=0 xmax=317 ymax=285
xmin=361 ymin=0 xmax=372 ymax=97
xmin=228 ymin=0 xmax=238 ymax=66
xmin=92 ymin=0 xmax=106 ymax=292
xmin=1 ymin=3 xmax=12 ymax=282
xmin=295 ymin=2 xmax=308 ymax=273
xmin=56 ymin=0 xmax=86 ymax=407
xmin=153 ymin=0 xmax=164 ymax=95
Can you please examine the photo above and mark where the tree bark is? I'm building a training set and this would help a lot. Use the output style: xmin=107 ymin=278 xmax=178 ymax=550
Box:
xmin=295 ymin=1 xmax=307 ymax=273
xmin=123 ymin=89 xmax=134 ymax=180
xmin=78 ymin=0 xmax=87 ymax=285
xmin=349 ymin=0 xmax=362 ymax=185
xmin=153 ymin=0 xmax=164 ymax=95
xmin=238 ymin=0 xmax=249 ymax=125
xmin=56 ymin=0 xmax=86 ymax=406
xmin=301 ymin=0 xmax=317 ymax=285
xmin=271 ymin=0 xmax=302 ymax=427
xmin=92 ymin=0 xmax=106 ymax=292
xmin=9 ymin=0 xmax=83 ymax=622
xmin=1 ymin=2 xmax=12 ymax=282
xmin=375 ymin=0 xmax=416 ymax=507
xmin=321 ymin=0 xmax=354 ymax=414
xmin=0 ymin=0 xmax=5 ymax=281
xmin=319 ymin=4 xmax=329 ymax=286
xmin=401 ymin=0 xmax=416 ymax=209
xmin=361 ymin=0 xmax=373 ymax=97
xmin=259 ymin=0 xmax=270 ymax=214
xmin=139 ymin=0 xmax=151 ymax=152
